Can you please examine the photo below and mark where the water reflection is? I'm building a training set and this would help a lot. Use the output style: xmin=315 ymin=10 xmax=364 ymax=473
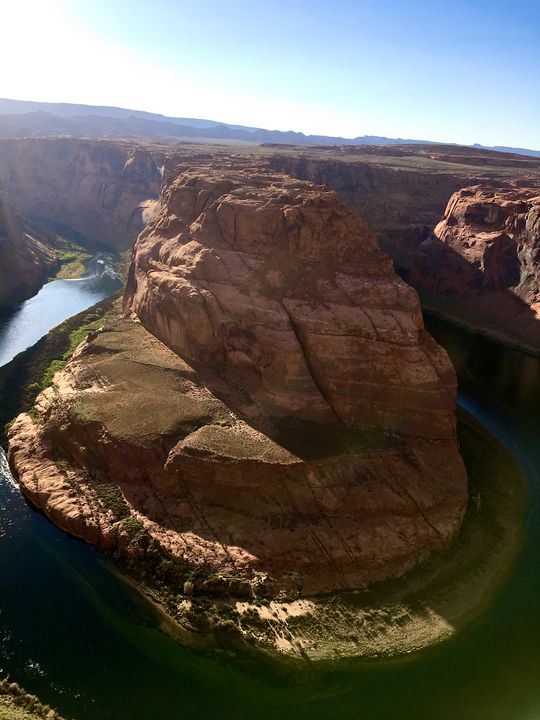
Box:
xmin=0 ymin=255 xmax=121 ymax=368
xmin=425 ymin=314 xmax=540 ymax=415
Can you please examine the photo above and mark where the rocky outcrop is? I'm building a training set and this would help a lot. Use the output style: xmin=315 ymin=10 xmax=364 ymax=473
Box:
xmin=125 ymin=168 xmax=460 ymax=439
xmin=9 ymin=168 xmax=468 ymax=597
xmin=0 ymin=138 xmax=162 ymax=249
xmin=269 ymin=151 xmax=540 ymax=351
xmin=0 ymin=189 xmax=57 ymax=307
xmin=268 ymin=154 xmax=463 ymax=236
xmin=408 ymin=183 xmax=540 ymax=351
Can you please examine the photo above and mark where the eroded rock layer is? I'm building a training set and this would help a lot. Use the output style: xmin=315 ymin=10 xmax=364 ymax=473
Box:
xmin=9 ymin=168 xmax=468 ymax=596
xmin=267 ymin=147 xmax=540 ymax=351
xmin=124 ymin=168 xmax=458 ymax=440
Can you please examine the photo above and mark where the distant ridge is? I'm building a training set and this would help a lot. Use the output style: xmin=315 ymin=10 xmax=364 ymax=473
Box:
xmin=0 ymin=98 xmax=538 ymax=158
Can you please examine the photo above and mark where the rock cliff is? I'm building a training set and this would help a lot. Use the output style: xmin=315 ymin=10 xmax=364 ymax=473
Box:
xmin=125 ymin=167 xmax=459 ymax=440
xmin=268 ymin=153 xmax=463 ymax=241
xmin=9 ymin=167 xmax=468 ymax=597
xmin=0 ymin=138 xmax=162 ymax=249
xmin=0 ymin=189 xmax=58 ymax=307
xmin=269 ymin=149 xmax=540 ymax=351
xmin=409 ymin=183 xmax=540 ymax=351
xmin=266 ymin=151 xmax=466 ymax=281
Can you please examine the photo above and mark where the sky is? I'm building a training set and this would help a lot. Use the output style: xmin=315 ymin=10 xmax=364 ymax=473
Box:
xmin=1 ymin=0 xmax=539 ymax=148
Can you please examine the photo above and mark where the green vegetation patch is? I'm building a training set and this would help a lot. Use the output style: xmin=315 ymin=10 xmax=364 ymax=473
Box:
xmin=0 ymin=295 xmax=118 ymax=442
xmin=53 ymin=248 xmax=92 ymax=279
xmin=36 ymin=309 xmax=117 ymax=395
xmin=81 ymin=468 xmax=130 ymax=521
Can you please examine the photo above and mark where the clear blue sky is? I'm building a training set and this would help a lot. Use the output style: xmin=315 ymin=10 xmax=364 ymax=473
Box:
xmin=2 ymin=0 xmax=539 ymax=148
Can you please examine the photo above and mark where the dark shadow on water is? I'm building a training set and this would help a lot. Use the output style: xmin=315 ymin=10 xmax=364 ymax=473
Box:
xmin=392 ymin=227 xmax=540 ymax=353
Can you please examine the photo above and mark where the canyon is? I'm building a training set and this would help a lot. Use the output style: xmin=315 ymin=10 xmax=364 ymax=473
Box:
xmin=268 ymin=145 xmax=540 ymax=351
xmin=9 ymin=165 xmax=467 ymax=600
xmin=2 ymin=137 xmax=540 ymax=347
xmin=0 ymin=136 xmax=535 ymax=661
xmin=0 ymin=138 xmax=163 ymax=307
xmin=0 ymin=138 xmax=162 ymax=250
xmin=0 ymin=190 xmax=57 ymax=307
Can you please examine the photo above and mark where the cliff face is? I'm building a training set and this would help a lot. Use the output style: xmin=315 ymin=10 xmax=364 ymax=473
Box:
xmin=0 ymin=138 xmax=162 ymax=249
xmin=409 ymin=183 xmax=540 ymax=351
xmin=9 ymin=168 xmax=467 ymax=597
xmin=266 ymin=154 xmax=464 ymax=269
xmin=0 ymin=190 xmax=58 ymax=307
xmin=269 ymin=152 xmax=540 ymax=351
xmin=125 ymin=168 xmax=459 ymax=440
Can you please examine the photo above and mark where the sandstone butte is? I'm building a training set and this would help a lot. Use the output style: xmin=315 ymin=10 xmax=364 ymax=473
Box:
xmin=0 ymin=188 xmax=58 ymax=307
xmin=8 ymin=167 xmax=468 ymax=598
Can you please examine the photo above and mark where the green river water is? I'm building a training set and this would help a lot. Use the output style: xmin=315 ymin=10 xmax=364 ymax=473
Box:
xmin=0 ymin=276 xmax=539 ymax=720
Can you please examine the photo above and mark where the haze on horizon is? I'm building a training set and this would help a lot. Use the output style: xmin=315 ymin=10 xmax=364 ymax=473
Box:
xmin=1 ymin=0 xmax=539 ymax=149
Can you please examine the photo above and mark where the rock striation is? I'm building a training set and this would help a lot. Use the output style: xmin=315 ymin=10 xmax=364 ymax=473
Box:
xmin=124 ymin=168 xmax=462 ymax=439
xmin=0 ymin=138 xmax=162 ymax=249
xmin=9 ymin=168 xmax=468 ymax=597
xmin=0 ymin=189 xmax=58 ymax=307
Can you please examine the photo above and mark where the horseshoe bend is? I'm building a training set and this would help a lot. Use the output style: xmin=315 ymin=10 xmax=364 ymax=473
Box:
xmin=5 ymin=162 xmax=485 ymax=657
xmin=1 ymin=2 xmax=539 ymax=715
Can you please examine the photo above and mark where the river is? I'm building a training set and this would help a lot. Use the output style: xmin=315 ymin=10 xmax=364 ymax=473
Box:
xmin=0 ymin=256 xmax=121 ymax=369
xmin=0 ymin=281 xmax=539 ymax=719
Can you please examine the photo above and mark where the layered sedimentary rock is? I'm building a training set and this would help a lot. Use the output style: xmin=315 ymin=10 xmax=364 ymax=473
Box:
xmin=408 ymin=183 xmax=540 ymax=350
xmin=266 ymin=151 xmax=466 ymax=278
xmin=125 ymin=168 xmax=460 ymax=439
xmin=0 ymin=189 xmax=57 ymax=307
xmin=9 ymin=168 xmax=468 ymax=596
xmin=0 ymin=138 xmax=162 ymax=249
xmin=268 ymin=153 xmax=463 ymax=240
xmin=269 ymin=150 xmax=540 ymax=351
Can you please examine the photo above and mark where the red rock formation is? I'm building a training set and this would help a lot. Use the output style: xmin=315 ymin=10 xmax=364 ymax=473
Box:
xmin=267 ymin=154 xmax=463 ymax=244
xmin=0 ymin=189 xmax=58 ymax=307
xmin=409 ymin=183 xmax=540 ymax=351
xmin=0 ymin=138 xmax=162 ymax=249
xmin=268 ymin=148 xmax=540 ymax=351
xmin=125 ymin=169 xmax=458 ymax=440
xmin=9 ymin=168 xmax=468 ymax=597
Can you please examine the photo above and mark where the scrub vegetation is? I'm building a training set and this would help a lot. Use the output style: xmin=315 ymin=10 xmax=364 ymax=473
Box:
xmin=119 ymin=407 xmax=525 ymax=662
xmin=0 ymin=295 xmax=118 ymax=442
xmin=0 ymin=678 xmax=64 ymax=720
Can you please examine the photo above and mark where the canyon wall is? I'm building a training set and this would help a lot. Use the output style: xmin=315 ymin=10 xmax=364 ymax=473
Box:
xmin=0 ymin=189 xmax=58 ymax=307
xmin=0 ymin=138 xmax=162 ymax=249
xmin=408 ymin=183 xmax=540 ymax=351
xmin=9 ymin=167 xmax=468 ymax=597
xmin=269 ymin=151 xmax=540 ymax=352
xmin=266 ymin=153 xmax=465 ymax=267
